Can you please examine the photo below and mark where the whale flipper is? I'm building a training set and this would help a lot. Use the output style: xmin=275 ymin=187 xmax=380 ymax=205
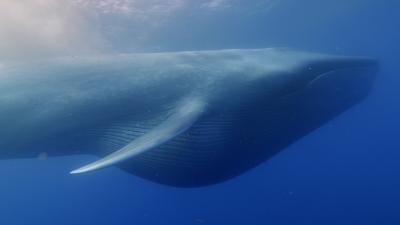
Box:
xmin=70 ymin=98 xmax=206 ymax=174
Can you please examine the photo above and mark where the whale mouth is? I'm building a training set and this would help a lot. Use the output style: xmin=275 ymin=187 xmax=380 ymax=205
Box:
xmin=314 ymin=62 xmax=376 ymax=87
xmin=297 ymin=63 xmax=379 ymax=116
xmin=302 ymin=57 xmax=378 ymax=90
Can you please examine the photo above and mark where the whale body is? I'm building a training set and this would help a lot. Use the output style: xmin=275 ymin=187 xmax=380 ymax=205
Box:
xmin=0 ymin=48 xmax=377 ymax=187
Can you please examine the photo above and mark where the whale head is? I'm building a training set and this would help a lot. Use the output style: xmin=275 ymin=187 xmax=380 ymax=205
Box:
xmin=112 ymin=50 xmax=378 ymax=187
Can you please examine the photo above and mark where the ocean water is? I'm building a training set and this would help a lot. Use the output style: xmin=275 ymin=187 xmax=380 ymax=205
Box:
xmin=0 ymin=1 xmax=399 ymax=225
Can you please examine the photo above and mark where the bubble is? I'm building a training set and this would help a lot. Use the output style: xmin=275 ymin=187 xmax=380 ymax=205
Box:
xmin=38 ymin=152 xmax=48 ymax=160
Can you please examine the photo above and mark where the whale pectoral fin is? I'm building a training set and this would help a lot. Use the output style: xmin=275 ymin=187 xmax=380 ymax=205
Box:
xmin=70 ymin=99 xmax=206 ymax=174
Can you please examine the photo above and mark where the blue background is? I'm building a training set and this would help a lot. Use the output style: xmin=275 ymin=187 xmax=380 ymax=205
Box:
xmin=0 ymin=1 xmax=399 ymax=224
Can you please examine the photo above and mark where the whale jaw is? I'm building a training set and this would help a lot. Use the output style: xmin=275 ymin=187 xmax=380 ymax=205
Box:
xmin=103 ymin=59 xmax=378 ymax=187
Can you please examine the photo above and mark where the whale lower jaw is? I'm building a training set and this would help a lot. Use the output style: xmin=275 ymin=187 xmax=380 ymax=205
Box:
xmin=110 ymin=65 xmax=377 ymax=187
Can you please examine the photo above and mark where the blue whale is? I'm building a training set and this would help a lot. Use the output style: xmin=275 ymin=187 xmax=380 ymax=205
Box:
xmin=0 ymin=48 xmax=377 ymax=187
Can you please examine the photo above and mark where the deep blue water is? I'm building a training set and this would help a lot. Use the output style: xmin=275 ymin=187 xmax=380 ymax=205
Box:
xmin=0 ymin=1 xmax=399 ymax=225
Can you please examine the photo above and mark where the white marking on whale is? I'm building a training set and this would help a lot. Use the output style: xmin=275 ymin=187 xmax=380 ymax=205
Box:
xmin=0 ymin=48 xmax=377 ymax=187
